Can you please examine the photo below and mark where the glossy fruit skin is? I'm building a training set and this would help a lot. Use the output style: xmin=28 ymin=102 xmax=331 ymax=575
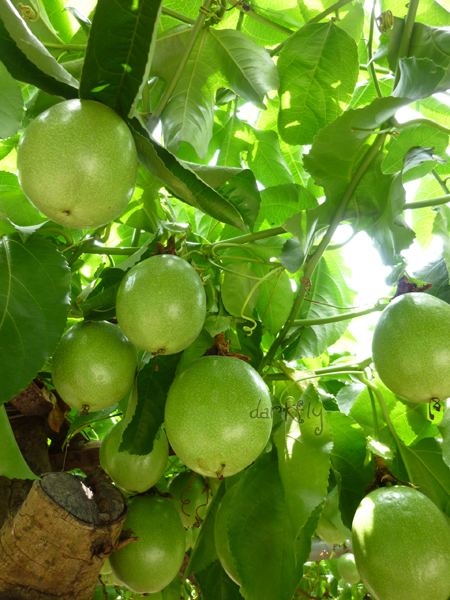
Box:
xmin=17 ymin=99 xmax=138 ymax=230
xmin=168 ymin=470 xmax=209 ymax=528
xmin=100 ymin=423 xmax=168 ymax=493
xmin=352 ymin=486 xmax=450 ymax=600
xmin=116 ymin=255 xmax=206 ymax=355
xmin=110 ymin=495 xmax=185 ymax=593
xmin=372 ymin=292 xmax=450 ymax=403
xmin=51 ymin=321 xmax=137 ymax=412
xmin=164 ymin=356 xmax=272 ymax=478
xmin=337 ymin=553 xmax=360 ymax=585
xmin=214 ymin=486 xmax=241 ymax=586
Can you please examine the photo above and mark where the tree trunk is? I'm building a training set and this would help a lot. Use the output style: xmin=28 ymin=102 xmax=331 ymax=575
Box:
xmin=0 ymin=471 xmax=127 ymax=600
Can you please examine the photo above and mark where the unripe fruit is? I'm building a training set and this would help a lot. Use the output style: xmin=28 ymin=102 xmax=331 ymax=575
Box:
xmin=337 ymin=553 xmax=360 ymax=585
xmin=168 ymin=470 xmax=209 ymax=528
xmin=116 ymin=255 xmax=206 ymax=355
xmin=164 ymin=356 xmax=272 ymax=478
xmin=17 ymin=99 xmax=138 ymax=230
xmin=110 ymin=495 xmax=185 ymax=593
xmin=214 ymin=486 xmax=241 ymax=586
xmin=51 ymin=321 xmax=137 ymax=413
xmin=352 ymin=486 xmax=450 ymax=600
xmin=372 ymin=292 xmax=450 ymax=403
xmin=100 ymin=423 xmax=168 ymax=493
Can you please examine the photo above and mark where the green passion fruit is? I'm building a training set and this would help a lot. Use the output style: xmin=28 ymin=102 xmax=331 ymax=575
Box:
xmin=115 ymin=255 xmax=206 ymax=355
xmin=17 ymin=99 xmax=138 ymax=230
xmin=168 ymin=470 xmax=209 ymax=528
xmin=337 ymin=553 xmax=360 ymax=585
xmin=110 ymin=495 xmax=185 ymax=593
xmin=372 ymin=292 xmax=450 ymax=403
xmin=164 ymin=356 xmax=272 ymax=478
xmin=100 ymin=422 xmax=168 ymax=493
xmin=51 ymin=321 xmax=137 ymax=413
xmin=352 ymin=486 xmax=450 ymax=600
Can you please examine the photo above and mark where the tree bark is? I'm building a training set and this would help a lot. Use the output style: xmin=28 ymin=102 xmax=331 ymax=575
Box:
xmin=0 ymin=471 xmax=127 ymax=600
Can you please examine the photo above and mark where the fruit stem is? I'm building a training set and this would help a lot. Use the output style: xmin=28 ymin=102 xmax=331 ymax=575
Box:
xmin=259 ymin=133 xmax=387 ymax=374
xmin=404 ymin=194 xmax=450 ymax=210
xmin=291 ymin=301 xmax=387 ymax=327
xmin=432 ymin=169 xmax=450 ymax=195
xmin=148 ymin=0 xmax=215 ymax=131
xmin=41 ymin=227 xmax=74 ymax=248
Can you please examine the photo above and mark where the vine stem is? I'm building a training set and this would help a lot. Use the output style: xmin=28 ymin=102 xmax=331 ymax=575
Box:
xmin=208 ymin=226 xmax=286 ymax=249
xmin=265 ymin=356 xmax=372 ymax=380
xmin=78 ymin=245 xmax=141 ymax=256
xmin=393 ymin=0 xmax=420 ymax=88
xmin=236 ymin=4 xmax=295 ymax=35
xmin=404 ymin=194 xmax=450 ymax=210
xmin=44 ymin=43 xmax=86 ymax=51
xmin=367 ymin=0 xmax=383 ymax=99
xmin=148 ymin=0 xmax=214 ymax=132
xmin=259 ymin=133 xmax=387 ymax=374
xmin=291 ymin=301 xmax=386 ymax=327
xmin=432 ymin=169 xmax=450 ymax=195
xmin=161 ymin=6 xmax=195 ymax=24
xmin=392 ymin=116 xmax=450 ymax=136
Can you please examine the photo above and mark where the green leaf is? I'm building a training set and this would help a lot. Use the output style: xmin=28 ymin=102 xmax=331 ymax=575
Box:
xmin=195 ymin=559 xmax=242 ymax=600
xmin=336 ymin=382 xmax=366 ymax=415
xmin=413 ymin=255 xmax=450 ymax=305
xmin=120 ymin=353 xmax=181 ymax=455
xmin=42 ymin=0 xmax=74 ymax=43
xmin=304 ymin=58 xmax=449 ymax=214
xmin=0 ymin=172 xmax=46 ymax=226
xmin=432 ymin=205 xmax=450 ymax=275
xmin=278 ymin=22 xmax=359 ymax=145
xmin=352 ymin=157 xmax=414 ymax=266
xmin=350 ymin=77 xmax=394 ymax=109
xmin=203 ymin=315 xmax=233 ymax=337
xmin=0 ymin=405 xmax=39 ymax=479
xmin=381 ymin=0 xmax=450 ymax=27
xmin=64 ymin=6 xmax=91 ymax=36
xmin=327 ymin=412 xmax=374 ymax=529
xmin=350 ymin=379 xmax=438 ymax=448
xmin=0 ymin=0 xmax=78 ymax=98
xmin=208 ymin=28 xmax=279 ymax=109
xmin=187 ymin=484 xmax=226 ymax=576
xmin=80 ymin=0 xmax=162 ymax=118
xmin=221 ymin=264 xmax=259 ymax=319
xmin=0 ymin=60 xmax=23 ymax=139
xmin=284 ymin=252 xmax=354 ymax=360
xmin=412 ymin=95 xmax=450 ymax=128
xmin=382 ymin=124 xmax=448 ymax=179
xmin=336 ymin=1 xmax=365 ymax=42
xmin=274 ymin=385 xmax=332 ymax=538
xmin=254 ymin=183 xmax=317 ymax=231
xmin=438 ymin=406 xmax=450 ymax=469
xmin=130 ymin=118 xmax=246 ymax=232
xmin=182 ymin=163 xmax=261 ymax=231
xmin=252 ymin=264 xmax=294 ymax=334
xmin=397 ymin=438 xmax=450 ymax=516
xmin=0 ymin=234 xmax=70 ymax=405
xmin=227 ymin=449 xmax=302 ymax=600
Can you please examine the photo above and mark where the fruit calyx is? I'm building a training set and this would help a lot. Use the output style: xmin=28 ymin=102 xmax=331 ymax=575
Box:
xmin=203 ymin=332 xmax=250 ymax=362
xmin=392 ymin=275 xmax=432 ymax=299
xmin=365 ymin=456 xmax=418 ymax=495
